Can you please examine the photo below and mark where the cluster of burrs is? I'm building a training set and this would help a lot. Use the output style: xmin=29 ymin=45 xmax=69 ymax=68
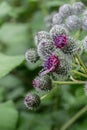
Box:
xmin=45 ymin=2 xmax=87 ymax=53
xmin=24 ymin=2 xmax=87 ymax=110
xmin=24 ymin=24 xmax=80 ymax=110
xmin=45 ymin=2 xmax=87 ymax=31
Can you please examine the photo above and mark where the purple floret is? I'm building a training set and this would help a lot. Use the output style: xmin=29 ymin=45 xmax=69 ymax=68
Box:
xmin=40 ymin=54 xmax=60 ymax=76
xmin=53 ymin=34 xmax=67 ymax=48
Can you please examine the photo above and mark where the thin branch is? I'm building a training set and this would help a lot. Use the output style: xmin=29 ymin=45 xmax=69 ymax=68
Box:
xmin=75 ymin=52 xmax=87 ymax=74
xmin=52 ymin=80 xmax=86 ymax=85
xmin=72 ymin=70 xmax=87 ymax=78
xmin=60 ymin=105 xmax=87 ymax=130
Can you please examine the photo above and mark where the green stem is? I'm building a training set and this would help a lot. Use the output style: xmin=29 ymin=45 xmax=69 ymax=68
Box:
xmin=41 ymin=80 xmax=86 ymax=101
xmin=72 ymin=70 xmax=87 ymax=78
xmin=60 ymin=105 xmax=87 ymax=130
xmin=41 ymin=94 xmax=48 ymax=100
xmin=52 ymin=80 xmax=86 ymax=85
xmin=40 ymin=80 xmax=86 ymax=100
xmin=70 ymin=76 xmax=77 ymax=81
xmin=72 ymin=63 xmax=85 ymax=73
xmin=75 ymin=29 xmax=81 ymax=39
xmin=40 ymin=86 xmax=58 ymax=100
xmin=75 ymin=52 xmax=87 ymax=74
xmin=72 ymin=63 xmax=79 ymax=68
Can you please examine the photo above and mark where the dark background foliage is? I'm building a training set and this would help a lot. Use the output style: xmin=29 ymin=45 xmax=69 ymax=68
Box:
xmin=0 ymin=0 xmax=87 ymax=130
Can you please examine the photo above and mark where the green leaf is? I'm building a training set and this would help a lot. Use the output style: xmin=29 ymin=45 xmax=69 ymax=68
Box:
xmin=0 ymin=2 xmax=12 ymax=18
xmin=26 ymin=60 xmax=41 ymax=70
xmin=0 ymin=23 xmax=29 ymax=55
xmin=0 ymin=23 xmax=29 ymax=44
xmin=0 ymin=86 xmax=5 ymax=101
xmin=6 ymin=86 xmax=24 ymax=100
xmin=71 ymin=119 xmax=87 ymax=130
xmin=0 ymin=100 xmax=15 ymax=108
xmin=0 ymin=101 xmax=18 ymax=130
xmin=30 ymin=11 xmax=45 ymax=34
xmin=17 ymin=112 xmax=52 ymax=130
xmin=0 ymin=74 xmax=22 ymax=89
xmin=0 ymin=53 xmax=24 ymax=79
xmin=79 ymin=31 xmax=87 ymax=40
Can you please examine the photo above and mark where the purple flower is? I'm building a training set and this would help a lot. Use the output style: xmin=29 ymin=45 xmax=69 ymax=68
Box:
xmin=40 ymin=54 xmax=60 ymax=76
xmin=33 ymin=78 xmax=39 ymax=89
xmin=33 ymin=75 xmax=52 ymax=92
xmin=53 ymin=34 xmax=67 ymax=48
xmin=24 ymin=93 xmax=40 ymax=110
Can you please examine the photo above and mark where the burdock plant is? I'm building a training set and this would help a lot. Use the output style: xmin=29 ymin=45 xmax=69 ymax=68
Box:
xmin=24 ymin=1 xmax=87 ymax=112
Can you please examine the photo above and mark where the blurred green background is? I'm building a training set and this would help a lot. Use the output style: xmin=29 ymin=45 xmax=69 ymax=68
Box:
xmin=0 ymin=0 xmax=87 ymax=130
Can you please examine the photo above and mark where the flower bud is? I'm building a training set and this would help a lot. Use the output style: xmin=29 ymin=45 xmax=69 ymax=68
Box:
xmin=34 ymin=31 xmax=51 ymax=46
xmin=61 ymin=36 xmax=77 ymax=55
xmin=82 ymin=16 xmax=87 ymax=31
xmin=59 ymin=4 xmax=73 ymax=18
xmin=33 ymin=75 xmax=52 ymax=92
xmin=52 ymin=13 xmax=63 ymax=25
xmin=83 ymin=10 xmax=87 ymax=17
xmin=50 ymin=25 xmax=69 ymax=47
xmin=37 ymin=39 xmax=55 ymax=60
xmin=50 ymin=25 xmax=68 ymax=36
xmin=66 ymin=15 xmax=81 ymax=31
xmin=25 ymin=49 xmax=39 ymax=63
xmin=51 ymin=58 xmax=71 ymax=80
xmin=53 ymin=34 xmax=67 ymax=49
xmin=24 ymin=93 xmax=40 ymax=110
xmin=40 ymin=54 xmax=60 ymax=76
xmin=72 ymin=2 xmax=85 ymax=15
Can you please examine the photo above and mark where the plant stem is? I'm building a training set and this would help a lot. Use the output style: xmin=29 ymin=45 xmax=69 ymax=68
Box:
xmin=60 ymin=105 xmax=87 ymax=130
xmin=40 ymin=86 xmax=58 ymax=100
xmin=75 ymin=52 xmax=87 ymax=74
xmin=41 ymin=94 xmax=48 ymax=100
xmin=75 ymin=29 xmax=81 ymax=39
xmin=52 ymin=80 xmax=86 ymax=85
xmin=72 ymin=63 xmax=85 ymax=73
xmin=70 ymin=76 xmax=79 ymax=82
xmin=40 ymin=80 xmax=86 ymax=100
xmin=72 ymin=70 xmax=87 ymax=78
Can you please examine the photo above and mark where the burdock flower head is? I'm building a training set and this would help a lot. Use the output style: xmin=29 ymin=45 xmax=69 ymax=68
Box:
xmin=40 ymin=54 xmax=60 ymax=76
xmin=50 ymin=25 xmax=68 ymax=49
xmin=65 ymin=15 xmax=81 ymax=31
xmin=72 ymin=2 xmax=85 ymax=15
xmin=37 ymin=39 xmax=55 ymax=60
xmin=33 ymin=75 xmax=52 ymax=92
xmin=50 ymin=25 xmax=77 ymax=55
xmin=24 ymin=93 xmax=40 ymax=110
xmin=25 ymin=48 xmax=39 ymax=63
xmin=61 ymin=36 xmax=77 ymax=55
xmin=52 ymin=13 xmax=63 ymax=25
xmin=82 ymin=16 xmax=87 ymax=31
xmin=34 ymin=31 xmax=51 ymax=46
xmin=59 ymin=4 xmax=73 ymax=18
xmin=83 ymin=10 xmax=87 ymax=17
xmin=51 ymin=58 xmax=71 ymax=81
